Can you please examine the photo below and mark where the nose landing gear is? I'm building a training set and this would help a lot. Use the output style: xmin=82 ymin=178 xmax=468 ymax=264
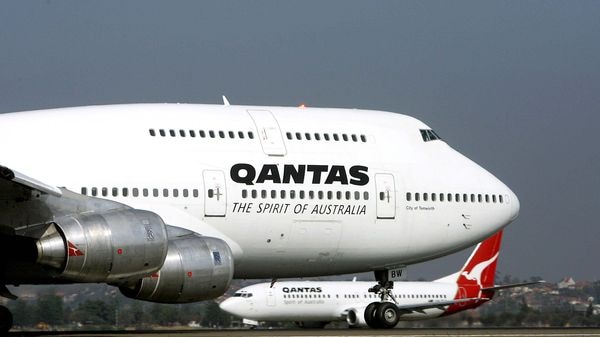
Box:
xmin=364 ymin=270 xmax=400 ymax=329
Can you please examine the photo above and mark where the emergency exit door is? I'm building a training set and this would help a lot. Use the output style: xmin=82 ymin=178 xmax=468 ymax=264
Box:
xmin=247 ymin=110 xmax=287 ymax=156
xmin=375 ymin=173 xmax=396 ymax=219
xmin=203 ymin=170 xmax=227 ymax=217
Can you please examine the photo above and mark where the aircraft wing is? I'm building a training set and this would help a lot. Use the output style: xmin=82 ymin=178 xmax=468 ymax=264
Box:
xmin=0 ymin=164 xmax=62 ymax=198
xmin=482 ymin=280 xmax=545 ymax=292
xmin=394 ymin=297 xmax=484 ymax=314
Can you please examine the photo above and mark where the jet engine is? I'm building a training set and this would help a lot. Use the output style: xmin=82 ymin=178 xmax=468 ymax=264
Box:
xmin=36 ymin=209 xmax=168 ymax=283
xmin=346 ymin=306 xmax=368 ymax=328
xmin=119 ymin=235 xmax=234 ymax=303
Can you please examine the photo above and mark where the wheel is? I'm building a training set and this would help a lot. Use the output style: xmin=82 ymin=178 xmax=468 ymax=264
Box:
xmin=0 ymin=305 xmax=13 ymax=333
xmin=375 ymin=302 xmax=399 ymax=329
xmin=364 ymin=302 xmax=381 ymax=328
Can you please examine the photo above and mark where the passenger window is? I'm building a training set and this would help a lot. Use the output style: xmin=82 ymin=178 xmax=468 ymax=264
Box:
xmin=492 ymin=195 xmax=497 ymax=203
xmin=248 ymin=131 xmax=254 ymax=139
xmin=169 ymin=129 xmax=175 ymax=137
xmin=143 ymin=188 xmax=149 ymax=197
xmin=447 ymin=193 xmax=452 ymax=202
xmin=455 ymin=193 xmax=460 ymax=202
xmin=324 ymin=133 xmax=330 ymax=141
xmin=91 ymin=187 xmax=97 ymax=196
xmin=342 ymin=134 xmax=348 ymax=141
xmin=463 ymin=194 xmax=467 ymax=202
xmin=415 ymin=193 xmax=420 ymax=201
xmin=499 ymin=195 xmax=504 ymax=203
xmin=153 ymin=189 xmax=159 ymax=197
xmin=295 ymin=132 xmax=302 ymax=140
xmin=193 ymin=189 xmax=199 ymax=197
xmin=336 ymin=191 xmax=342 ymax=200
xmin=314 ymin=133 xmax=321 ymax=141
xmin=281 ymin=190 xmax=286 ymax=199
xmin=333 ymin=133 xmax=340 ymax=141
xmin=318 ymin=191 xmax=324 ymax=199
xmin=478 ymin=194 xmax=482 ymax=203
xmin=355 ymin=191 xmax=360 ymax=200
xmin=271 ymin=190 xmax=277 ymax=198
xmin=432 ymin=193 xmax=436 ymax=202
xmin=309 ymin=191 xmax=315 ymax=199
xmin=300 ymin=190 xmax=305 ymax=199
xmin=159 ymin=129 xmax=166 ymax=137
xmin=305 ymin=133 xmax=311 ymax=140
xmin=286 ymin=132 xmax=292 ymax=140
xmin=112 ymin=188 xmax=118 ymax=197
xmin=182 ymin=189 xmax=188 ymax=197
xmin=199 ymin=130 xmax=206 ymax=138
xmin=485 ymin=194 xmax=490 ymax=203
xmin=327 ymin=191 xmax=333 ymax=199
xmin=173 ymin=189 xmax=179 ymax=198
xmin=439 ymin=193 xmax=444 ymax=202
xmin=208 ymin=189 xmax=214 ymax=198
xmin=163 ymin=189 xmax=169 ymax=197
xmin=101 ymin=187 xmax=108 ymax=197
xmin=251 ymin=190 xmax=257 ymax=199
xmin=122 ymin=188 xmax=128 ymax=197
xmin=290 ymin=190 xmax=296 ymax=199
xmin=363 ymin=192 xmax=369 ymax=200
xmin=81 ymin=187 xmax=87 ymax=195
xmin=209 ymin=130 xmax=215 ymax=138
xmin=218 ymin=131 xmax=225 ymax=138
xmin=406 ymin=192 xmax=411 ymax=201
xmin=345 ymin=191 xmax=351 ymax=200
xmin=351 ymin=134 xmax=358 ymax=142
xmin=228 ymin=131 xmax=235 ymax=138
xmin=360 ymin=135 xmax=367 ymax=142
xmin=189 ymin=130 xmax=196 ymax=137
xmin=242 ymin=190 xmax=248 ymax=198
xmin=379 ymin=192 xmax=385 ymax=201
xmin=471 ymin=194 xmax=475 ymax=202
xmin=149 ymin=129 xmax=156 ymax=136
xmin=423 ymin=193 xmax=428 ymax=201
xmin=238 ymin=131 xmax=245 ymax=139
xmin=133 ymin=188 xmax=139 ymax=197
xmin=261 ymin=190 xmax=267 ymax=198
xmin=179 ymin=130 xmax=186 ymax=137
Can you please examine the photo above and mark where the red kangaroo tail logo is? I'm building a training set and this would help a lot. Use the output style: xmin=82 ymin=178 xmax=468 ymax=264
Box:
xmin=443 ymin=230 xmax=503 ymax=315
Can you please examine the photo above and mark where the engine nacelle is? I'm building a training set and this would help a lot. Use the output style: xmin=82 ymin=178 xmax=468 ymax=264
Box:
xmin=119 ymin=235 xmax=234 ymax=303
xmin=36 ymin=209 xmax=168 ymax=283
xmin=346 ymin=306 xmax=368 ymax=328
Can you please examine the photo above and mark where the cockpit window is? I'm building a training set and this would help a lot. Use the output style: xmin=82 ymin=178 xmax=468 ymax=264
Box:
xmin=420 ymin=129 xmax=442 ymax=142
xmin=233 ymin=292 xmax=253 ymax=298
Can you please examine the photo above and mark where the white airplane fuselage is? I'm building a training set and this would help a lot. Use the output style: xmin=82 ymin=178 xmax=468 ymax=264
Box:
xmin=0 ymin=103 xmax=519 ymax=278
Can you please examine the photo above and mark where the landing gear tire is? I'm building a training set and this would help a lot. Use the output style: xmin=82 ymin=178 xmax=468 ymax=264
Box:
xmin=364 ymin=302 xmax=381 ymax=329
xmin=375 ymin=302 xmax=399 ymax=329
xmin=0 ymin=305 xmax=13 ymax=333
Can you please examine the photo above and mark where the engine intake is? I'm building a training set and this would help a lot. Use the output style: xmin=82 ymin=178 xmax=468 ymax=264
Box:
xmin=36 ymin=209 xmax=168 ymax=283
xmin=119 ymin=235 xmax=233 ymax=303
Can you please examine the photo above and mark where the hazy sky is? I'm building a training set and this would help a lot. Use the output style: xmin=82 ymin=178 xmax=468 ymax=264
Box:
xmin=1 ymin=1 xmax=599 ymax=282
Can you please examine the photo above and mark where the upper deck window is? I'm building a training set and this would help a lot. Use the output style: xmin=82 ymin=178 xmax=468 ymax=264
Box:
xmin=420 ymin=129 xmax=442 ymax=142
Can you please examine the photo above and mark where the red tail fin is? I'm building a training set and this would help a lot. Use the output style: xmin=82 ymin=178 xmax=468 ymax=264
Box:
xmin=457 ymin=230 xmax=503 ymax=289
xmin=442 ymin=230 xmax=503 ymax=316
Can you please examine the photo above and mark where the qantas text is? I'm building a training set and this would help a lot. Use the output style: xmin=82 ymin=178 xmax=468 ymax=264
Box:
xmin=230 ymin=164 xmax=369 ymax=186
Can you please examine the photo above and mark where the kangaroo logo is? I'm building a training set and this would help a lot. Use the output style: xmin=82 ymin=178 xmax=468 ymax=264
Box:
xmin=460 ymin=252 xmax=499 ymax=290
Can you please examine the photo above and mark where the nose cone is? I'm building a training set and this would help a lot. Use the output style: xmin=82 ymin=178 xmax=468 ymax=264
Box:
xmin=219 ymin=298 xmax=243 ymax=317
xmin=509 ymin=190 xmax=520 ymax=221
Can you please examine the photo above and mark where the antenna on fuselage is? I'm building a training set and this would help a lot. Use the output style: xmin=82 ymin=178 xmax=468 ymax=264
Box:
xmin=222 ymin=95 xmax=231 ymax=106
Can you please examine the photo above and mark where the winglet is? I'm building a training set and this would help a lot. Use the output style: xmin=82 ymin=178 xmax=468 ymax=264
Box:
xmin=222 ymin=95 xmax=230 ymax=106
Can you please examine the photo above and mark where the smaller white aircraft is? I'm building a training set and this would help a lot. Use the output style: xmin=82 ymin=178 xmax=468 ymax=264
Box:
xmin=220 ymin=230 xmax=542 ymax=329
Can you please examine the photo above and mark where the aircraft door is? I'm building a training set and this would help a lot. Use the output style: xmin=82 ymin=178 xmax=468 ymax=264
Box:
xmin=203 ymin=170 xmax=227 ymax=217
xmin=375 ymin=173 xmax=396 ymax=219
xmin=266 ymin=289 xmax=276 ymax=307
xmin=247 ymin=110 xmax=287 ymax=156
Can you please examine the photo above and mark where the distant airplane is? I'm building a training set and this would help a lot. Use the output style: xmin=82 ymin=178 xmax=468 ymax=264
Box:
xmin=220 ymin=230 xmax=542 ymax=329
xmin=0 ymin=102 xmax=519 ymax=332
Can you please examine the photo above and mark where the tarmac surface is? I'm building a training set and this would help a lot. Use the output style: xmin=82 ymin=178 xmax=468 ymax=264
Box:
xmin=7 ymin=328 xmax=600 ymax=337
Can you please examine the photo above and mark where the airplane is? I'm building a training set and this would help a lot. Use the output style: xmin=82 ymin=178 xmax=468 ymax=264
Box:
xmin=220 ymin=230 xmax=541 ymax=329
xmin=0 ymin=100 xmax=519 ymax=332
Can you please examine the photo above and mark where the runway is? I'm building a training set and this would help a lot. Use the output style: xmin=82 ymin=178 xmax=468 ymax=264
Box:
xmin=7 ymin=328 xmax=600 ymax=337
